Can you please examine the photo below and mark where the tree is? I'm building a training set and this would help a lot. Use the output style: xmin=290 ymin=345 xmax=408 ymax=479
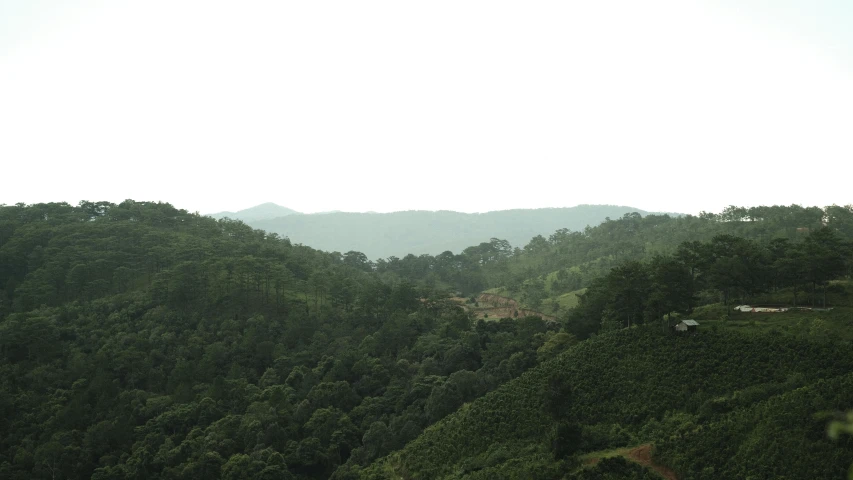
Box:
xmin=542 ymin=373 xmax=580 ymax=459
xmin=342 ymin=251 xmax=372 ymax=272
xmin=34 ymin=441 xmax=66 ymax=480
xmin=773 ymin=240 xmax=808 ymax=305
xmin=524 ymin=235 xmax=550 ymax=255
xmin=645 ymin=255 xmax=694 ymax=329
xmin=828 ymin=410 xmax=853 ymax=480
xmin=703 ymin=235 xmax=767 ymax=305
xmin=801 ymin=228 xmax=848 ymax=307
xmin=359 ymin=421 xmax=391 ymax=463
xmin=825 ymin=204 xmax=853 ymax=238
xmin=605 ymin=261 xmax=650 ymax=327
xmin=521 ymin=278 xmax=546 ymax=310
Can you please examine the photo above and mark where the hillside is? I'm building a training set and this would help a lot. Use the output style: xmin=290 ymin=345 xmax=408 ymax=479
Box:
xmin=383 ymin=204 xmax=853 ymax=319
xmin=358 ymin=329 xmax=853 ymax=479
xmin=2 ymin=201 xmax=852 ymax=480
xmin=249 ymin=205 xmax=665 ymax=260
xmin=0 ymin=201 xmax=574 ymax=480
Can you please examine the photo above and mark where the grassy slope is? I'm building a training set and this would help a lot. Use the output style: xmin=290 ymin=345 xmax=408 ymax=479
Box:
xmin=481 ymin=285 xmax=584 ymax=315
xmin=486 ymin=264 xmax=588 ymax=316
xmin=359 ymin=329 xmax=853 ymax=479
xmin=482 ymin=287 xmax=510 ymax=297
xmin=556 ymin=288 xmax=586 ymax=310
xmin=692 ymin=304 xmax=853 ymax=343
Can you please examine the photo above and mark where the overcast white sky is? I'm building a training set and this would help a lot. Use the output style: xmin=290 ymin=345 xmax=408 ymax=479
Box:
xmin=1 ymin=0 xmax=851 ymax=215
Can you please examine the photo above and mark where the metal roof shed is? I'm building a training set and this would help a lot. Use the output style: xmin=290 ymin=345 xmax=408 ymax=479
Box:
xmin=675 ymin=320 xmax=699 ymax=333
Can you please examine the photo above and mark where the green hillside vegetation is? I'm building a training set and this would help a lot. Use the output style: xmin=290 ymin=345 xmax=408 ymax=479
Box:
xmin=564 ymin=227 xmax=853 ymax=339
xmin=656 ymin=371 xmax=853 ymax=479
xmin=3 ymin=201 xmax=853 ymax=479
xmin=695 ymin=302 xmax=853 ymax=342
xmin=359 ymin=330 xmax=853 ymax=479
xmin=377 ymin=206 xmax=853 ymax=335
xmin=373 ymin=205 xmax=853 ymax=316
xmin=0 ymin=201 xmax=566 ymax=479
xmin=575 ymin=456 xmax=662 ymax=480
xmin=357 ymin=204 xmax=853 ymax=480
xmin=248 ymin=205 xmax=664 ymax=261
xmin=556 ymin=289 xmax=586 ymax=310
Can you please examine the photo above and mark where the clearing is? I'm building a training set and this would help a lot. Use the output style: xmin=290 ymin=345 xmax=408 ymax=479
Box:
xmin=472 ymin=293 xmax=557 ymax=321
xmin=582 ymin=444 xmax=678 ymax=480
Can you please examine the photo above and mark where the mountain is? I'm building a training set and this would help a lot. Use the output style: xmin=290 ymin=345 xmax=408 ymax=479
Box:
xmin=206 ymin=202 xmax=301 ymax=222
xmin=249 ymin=205 xmax=670 ymax=260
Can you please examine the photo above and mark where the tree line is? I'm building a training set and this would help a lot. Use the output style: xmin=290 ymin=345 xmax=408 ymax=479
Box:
xmin=566 ymin=228 xmax=852 ymax=338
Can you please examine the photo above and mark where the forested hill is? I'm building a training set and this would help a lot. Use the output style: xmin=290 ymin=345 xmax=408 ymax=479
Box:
xmin=3 ymin=200 xmax=853 ymax=479
xmin=246 ymin=205 xmax=664 ymax=260
xmin=0 ymin=201 xmax=573 ymax=479
xmin=382 ymin=204 xmax=853 ymax=318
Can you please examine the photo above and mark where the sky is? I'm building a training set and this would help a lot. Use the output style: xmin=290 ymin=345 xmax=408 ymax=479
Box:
xmin=1 ymin=0 xmax=851 ymax=215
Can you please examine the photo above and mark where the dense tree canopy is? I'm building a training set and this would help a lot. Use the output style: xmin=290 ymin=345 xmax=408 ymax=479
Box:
xmin=0 ymin=201 xmax=562 ymax=479
xmin=2 ymin=200 xmax=852 ymax=479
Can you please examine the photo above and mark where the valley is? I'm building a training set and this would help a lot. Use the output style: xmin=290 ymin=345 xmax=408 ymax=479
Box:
xmin=6 ymin=1 xmax=852 ymax=478
xmin=1 ymin=201 xmax=852 ymax=479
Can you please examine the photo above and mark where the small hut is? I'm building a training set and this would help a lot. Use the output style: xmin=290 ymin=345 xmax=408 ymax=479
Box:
xmin=674 ymin=319 xmax=699 ymax=333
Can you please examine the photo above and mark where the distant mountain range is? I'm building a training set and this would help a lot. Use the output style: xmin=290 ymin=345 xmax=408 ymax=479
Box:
xmin=207 ymin=203 xmax=301 ymax=222
xmin=206 ymin=203 xmax=678 ymax=260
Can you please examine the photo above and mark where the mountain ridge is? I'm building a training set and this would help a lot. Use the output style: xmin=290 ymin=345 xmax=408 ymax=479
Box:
xmin=206 ymin=202 xmax=301 ymax=221
xmin=217 ymin=203 xmax=682 ymax=260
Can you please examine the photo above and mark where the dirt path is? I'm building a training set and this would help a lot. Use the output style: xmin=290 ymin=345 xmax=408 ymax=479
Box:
xmin=625 ymin=444 xmax=678 ymax=480
xmin=582 ymin=444 xmax=678 ymax=480
xmin=474 ymin=293 xmax=557 ymax=321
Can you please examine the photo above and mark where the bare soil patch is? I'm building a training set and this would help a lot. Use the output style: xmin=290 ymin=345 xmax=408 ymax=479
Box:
xmin=474 ymin=293 xmax=557 ymax=321
xmin=625 ymin=444 xmax=678 ymax=480
xmin=582 ymin=444 xmax=678 ymax=480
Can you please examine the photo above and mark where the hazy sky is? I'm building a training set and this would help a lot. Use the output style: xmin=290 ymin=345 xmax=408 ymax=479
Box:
xmin=1 ymin=0 xmax=851 ymax=215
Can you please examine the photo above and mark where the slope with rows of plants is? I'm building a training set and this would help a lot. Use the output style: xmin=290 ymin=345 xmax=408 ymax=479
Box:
xmin=359 ymin=329 xmax=853 ymax=479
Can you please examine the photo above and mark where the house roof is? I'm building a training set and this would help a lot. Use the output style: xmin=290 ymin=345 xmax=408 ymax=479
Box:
xmin=682 ymin=320 xmax=699 ymax=326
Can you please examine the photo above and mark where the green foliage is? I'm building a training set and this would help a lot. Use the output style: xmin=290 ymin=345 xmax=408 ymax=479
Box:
xmin=656 ymin=373 xmax=853 ymax=479
xmin=361 ymin=329 xmax=853 ymax=478
xmin=829 ymin=411 xmax=853 ymax=480
xmin=5 ymin=201 xmax=853 ymax=480
xmin=566 ymin=228 xmax=852 ymax=339
xmin=0 ymin=201 xmax=562 ymax=480
xmin=572 ymin=457 xmax=657 ymax=480
xmin=477 ymin=205 xmax=853 ymax=315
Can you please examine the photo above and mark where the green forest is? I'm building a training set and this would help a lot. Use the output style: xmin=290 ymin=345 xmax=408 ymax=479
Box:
xmin=2 ymin=200 xmax=853 ymax=479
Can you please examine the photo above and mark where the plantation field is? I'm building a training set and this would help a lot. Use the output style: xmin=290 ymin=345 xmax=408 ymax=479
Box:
xmin=360 ymin=328 xmax=853 ymax=479
xmin=694 ymin=305 xmax=853 ymax=342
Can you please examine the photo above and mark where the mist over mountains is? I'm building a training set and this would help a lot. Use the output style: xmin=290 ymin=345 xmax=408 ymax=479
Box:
xmin=207 ymin=203 xmax=676 ymax=260
xmin=206 ymin=203 xmax=301 ymax=222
